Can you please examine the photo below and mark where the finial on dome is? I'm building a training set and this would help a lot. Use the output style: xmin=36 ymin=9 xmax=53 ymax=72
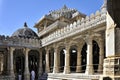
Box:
xmin=24 ymin=22 xmax=28 ymax=27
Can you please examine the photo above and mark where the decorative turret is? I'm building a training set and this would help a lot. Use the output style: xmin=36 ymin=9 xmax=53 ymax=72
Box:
xmin=101 ymin=0 xmax=107 ymax=9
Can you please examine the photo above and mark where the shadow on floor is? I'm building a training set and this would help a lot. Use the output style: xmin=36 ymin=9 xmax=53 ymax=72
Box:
xmin=38 ymin=73 xmax=48 ymax=80
xmin=103 ymin=77 xmax=112 ymax=80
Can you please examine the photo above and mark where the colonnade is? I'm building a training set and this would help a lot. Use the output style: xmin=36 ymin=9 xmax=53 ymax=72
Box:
xmin=9 ymin=47 xmax=41 ymax=80
xmin=7 ymin=36 xmax=105 ymax=80
xmin=45 ymin=36 xmax=104 ymax=74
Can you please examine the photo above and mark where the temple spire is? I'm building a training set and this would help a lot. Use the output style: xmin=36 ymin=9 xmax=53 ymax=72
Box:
xmin=62 ymin=5 xmax=68 ymax=9
xmin=101 ymin=0 xmax=107 ymax=9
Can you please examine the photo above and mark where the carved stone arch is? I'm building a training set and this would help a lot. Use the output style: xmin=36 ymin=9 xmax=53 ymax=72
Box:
xmin=28 ymin=49 xmax=39 ymax=79
xmin=57 ymin=42 xmax=66 ymax=48
xmin=48 ymin=46 xmax=54 ymax=52
xmin=91 ymin=39 xmax=100 ymax=73
xmin=13 ymin=49 xmax=25 ymax=79
xmin=80 ymin=40 xmax=87 ymax=73
xmin=0 ymin=48 xmax=8 ymax=75
xmin=93 ymin=37 xmax=103 ymax=55
xmin=47 ymin=46 xmax=54 ymax=72
xmin=69 ymin=43 xmax=78 ymax=72
xmin=57 ymin=42 xmax=66 ymax=72
xmin=69 ymin=40 xmax=78 ymax=47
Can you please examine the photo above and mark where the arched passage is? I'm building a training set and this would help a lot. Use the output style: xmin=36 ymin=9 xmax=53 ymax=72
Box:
xmin=13 ymin=49 xmax=25 ymax=80
xmin=59 ymin=47 xmax=65 ymax=72
xmin=28 ymin=50 xmax=39 ymax=79
xmin=42 ymin=49 xmax=46 ymax=73
xmin=93 ymin=40 xmax=99 ymax=73
xmin=0 ymin=53 xmax=4 ymax=74
xmin=70 ymin=45 xmax=77 ymax=72
xmin=81 ymin=43 xmax=87 ymax=73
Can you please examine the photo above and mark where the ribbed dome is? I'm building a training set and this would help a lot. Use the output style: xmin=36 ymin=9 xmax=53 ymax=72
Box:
xmin=12 ymin=22 xmax=38 ymax=38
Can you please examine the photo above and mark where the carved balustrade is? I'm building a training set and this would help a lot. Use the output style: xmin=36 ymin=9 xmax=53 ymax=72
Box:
xmin=0 ymin=36 xmax=41 ymax=48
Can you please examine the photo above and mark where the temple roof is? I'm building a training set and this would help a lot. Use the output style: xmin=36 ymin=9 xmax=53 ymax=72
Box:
xmin=37 ymin=5 xmax=86 ymax=22
xmin=12 ymin=22 xmax=38 ymax=38
xmin=47 ymin=5 xmax=85 ymax=19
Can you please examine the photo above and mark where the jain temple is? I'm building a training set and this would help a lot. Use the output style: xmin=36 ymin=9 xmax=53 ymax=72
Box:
xmin=0 ymin=0 xmax=120 ymax=80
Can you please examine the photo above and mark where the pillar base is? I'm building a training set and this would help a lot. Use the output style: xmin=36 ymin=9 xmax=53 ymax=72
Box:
xmin=10 ymin=76 xmax=15 ymax=80
xmin=10 ymin=75 xmax=15 ymax=80
xmin=53 ymin=67 xmax=59 ymax=73
xmin=98 ymin=64 xmax=103 ymax=73
xmin=103 ymin=57 xmax=120 ymax=79
xmin=85 ymin=65 xmax=93 ymax=75
xmin=76 ymin=66 xmax=82 ymax=73
xmin=10 ymin=71 xmax=15 ymax=80
xmin=24 ymin=73 xmax=30 ymax=80
xmin=63 ymin=66 xmax=70 ymax=74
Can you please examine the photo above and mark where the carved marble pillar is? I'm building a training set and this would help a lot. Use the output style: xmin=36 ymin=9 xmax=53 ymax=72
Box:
xmin=53 ymin=47 xmax=59 ymax=73
xmin=7 ymin=49 xmax=10 ymax=75
xmin=76 ymin=45 xmax=82 ymax=73
xmin=38 ymin=49 xmax=43 ymax=75
xmin=45 ymin=49 xmax=50 ymax=73
xmin=85 ymin=36 xmax=94 ymax=75
xmin=64 ymin=44 xmax=70 ymax=74
xmin=24 ymin=48 xmax=30 ymax=80
xmin=10 ymin=47 xmax=15 ymax=78
xmin=98 ymin=39 xmax=104 ymax=73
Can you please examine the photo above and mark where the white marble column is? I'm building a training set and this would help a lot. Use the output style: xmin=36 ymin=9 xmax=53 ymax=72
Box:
xmin=85 ymin=36 xmax=94 ymax=75
xmin=76 ymin=46 xmax=82 ymax=73
xmin=98 ymin=39 xmax=104 ymax=73
xmin=24 ymin=48 xmax=30 ymax=80
xmin=53 ymin=47 xmax=59 ymax=73
xmin=45 ymin=49 xmax=50 ymax=73
xmin=64 ymin=45 xmax=70 ymax=74
xmin=38 ymin=49 xmax=43 ymax=75
xmin=10 ymin=47 xmax=15 ymax=77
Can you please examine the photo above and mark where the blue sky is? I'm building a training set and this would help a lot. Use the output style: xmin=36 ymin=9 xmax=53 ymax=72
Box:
xmin=0 ymin=0 xmax=103 ymax=36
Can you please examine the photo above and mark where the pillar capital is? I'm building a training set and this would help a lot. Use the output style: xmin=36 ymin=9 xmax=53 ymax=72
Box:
xmin=97 ymin=37 xmax=104 ymax=45
xmin=25 ymin=48 xmax=30 ymax=52
xmin=65 ymin=43 xmax=70 ymax=50
xmin=9 ymin=47 xmax=15 ymax=52
xmin=45 ymin=47 xmax=48 ymax=51
xmin=84 ymin=35 xmax=93 ymax=45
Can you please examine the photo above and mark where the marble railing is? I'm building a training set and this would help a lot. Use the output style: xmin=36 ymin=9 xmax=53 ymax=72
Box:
xmin=48 ymin=73 xmax=101 ymax=80
xmin=38 ymin=21 xmax=67 ymax=37
xmin=41 ymin=9 xmax=107 ymax=47
xmin=0 ymin=36 xmax=41 ymax=48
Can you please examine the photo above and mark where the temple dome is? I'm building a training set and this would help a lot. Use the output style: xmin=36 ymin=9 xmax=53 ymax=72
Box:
xmin=12 ymin=22 xmax=38 ymax=38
